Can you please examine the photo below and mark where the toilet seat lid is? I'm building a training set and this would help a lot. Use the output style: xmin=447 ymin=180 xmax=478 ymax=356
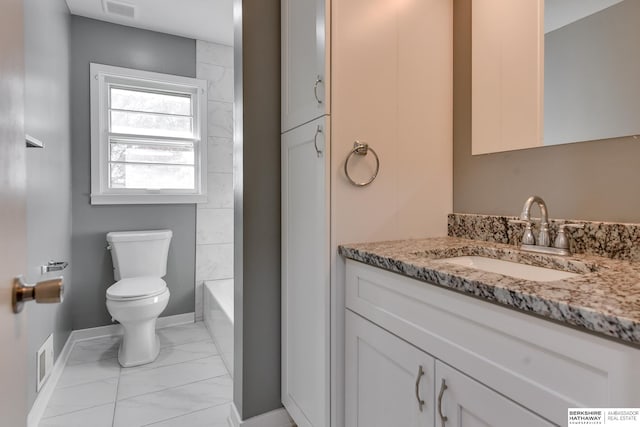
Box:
xmin=107 ymin=277 xmax=167 ymax=300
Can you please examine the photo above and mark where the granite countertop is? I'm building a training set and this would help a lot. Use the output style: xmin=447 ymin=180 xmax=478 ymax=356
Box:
xmin=338 ymin=237 xmax=640 ymax=345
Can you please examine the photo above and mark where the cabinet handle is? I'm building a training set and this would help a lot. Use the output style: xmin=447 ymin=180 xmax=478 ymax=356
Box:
xmin=314 ymin=125 xmax=323 ymax=158
xmin=415 ymin=365 xmax=425 ymax=412
xmin=313 ymin=75 xmax=323 ymax=104
xmin=437 ymin=378 xmax=448 ymax=427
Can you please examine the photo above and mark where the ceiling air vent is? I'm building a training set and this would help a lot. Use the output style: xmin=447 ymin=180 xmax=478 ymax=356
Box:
xmin=103 ymin=0 xmax=136 ymax=19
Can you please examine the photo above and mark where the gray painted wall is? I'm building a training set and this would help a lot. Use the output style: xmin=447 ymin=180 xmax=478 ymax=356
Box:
xmin=24 ymin=0 xmax=73 ymax=408
xmin=233 ymin=0 xmax=282 ymax=419
xmin=453 ymin=0 xmax=640 ymax=223
xmin=545 ymin=0 xmax=640 ymax=145
xmin=70 ymin=16 xmax=197 ymax=329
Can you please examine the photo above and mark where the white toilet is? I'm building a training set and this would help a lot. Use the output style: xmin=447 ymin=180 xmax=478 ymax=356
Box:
xmin=105 ymin=229 xmax=172 ymax=367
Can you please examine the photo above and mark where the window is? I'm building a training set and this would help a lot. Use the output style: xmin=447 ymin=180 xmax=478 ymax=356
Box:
xmin=90 ymin=63 xmax=208 ymax=204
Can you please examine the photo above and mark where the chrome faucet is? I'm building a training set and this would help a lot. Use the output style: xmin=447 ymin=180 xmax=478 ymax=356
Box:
xmin=519 ymin=195 xmax=550 ymax=247
xmin=511 ymin=195 xmax=584 ymax=256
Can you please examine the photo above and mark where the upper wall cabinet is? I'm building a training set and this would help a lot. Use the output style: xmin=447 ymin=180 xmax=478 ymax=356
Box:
xmin=281 ymin=0 xmax=330 ymax=132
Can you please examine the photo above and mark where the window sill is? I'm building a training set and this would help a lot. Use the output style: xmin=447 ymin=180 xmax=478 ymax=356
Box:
xmin=91 ymin=193 xmax=208 ymax=205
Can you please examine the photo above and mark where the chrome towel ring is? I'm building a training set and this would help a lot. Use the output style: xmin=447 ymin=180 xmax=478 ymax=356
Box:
xmin=344 ymin=141 xmax=380 ymax=187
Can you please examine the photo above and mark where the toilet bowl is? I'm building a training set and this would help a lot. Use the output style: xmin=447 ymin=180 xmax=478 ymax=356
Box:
xmin=105 ymin=230 xmax=172 ymax=368
xmin=106 ymin=277 xmax=170 ymax=367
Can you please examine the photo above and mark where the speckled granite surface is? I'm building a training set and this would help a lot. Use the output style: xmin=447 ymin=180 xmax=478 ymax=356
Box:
xmin=338 ymin=237 xmax=640 ymax=345
xmin=448 ymin=213 xmax=640 ymax=261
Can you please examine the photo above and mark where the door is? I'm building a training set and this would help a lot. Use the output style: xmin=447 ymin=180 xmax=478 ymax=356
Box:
xmin=435 ymin=362 xmax=554 ymax=427
xmin=281 ymin=0 xmax=328 ymax=132
xmin=345 ymin=310 xmax=435 ymax=427
xmin=0 ymin=0 xmax=28 ymax=425
xmin=282 ymin=117 xmax=330 ymax=427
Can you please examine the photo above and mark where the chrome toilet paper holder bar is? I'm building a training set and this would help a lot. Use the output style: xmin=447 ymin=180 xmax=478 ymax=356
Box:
xmin=41 ymin=261 xmax=69 ymax=274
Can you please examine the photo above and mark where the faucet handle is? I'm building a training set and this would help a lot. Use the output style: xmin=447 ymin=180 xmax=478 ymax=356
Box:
xmin=553 ymin=223 xmax=585 ymax=250
xmin=509 ymin=219 xmax=536 ymax=245
xmin=508 ymin=219 xmax=529 ymax=225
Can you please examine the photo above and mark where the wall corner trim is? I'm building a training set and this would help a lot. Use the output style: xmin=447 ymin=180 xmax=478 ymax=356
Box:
xmin=228 ymin=403 xmax=295 ymax=427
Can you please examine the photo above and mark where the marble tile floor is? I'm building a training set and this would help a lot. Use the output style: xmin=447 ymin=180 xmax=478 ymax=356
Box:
xmin=39 ymin=322 xmax=232 ymax=427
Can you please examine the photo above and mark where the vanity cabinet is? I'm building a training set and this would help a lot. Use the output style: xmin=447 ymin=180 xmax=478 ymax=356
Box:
xmin=346 ymin=311 xmax=553 ymax=427
xmin=345 ymin=259 xmax=640 ymax=426
xmin=281 ymin=0 xmax=329 ymax=132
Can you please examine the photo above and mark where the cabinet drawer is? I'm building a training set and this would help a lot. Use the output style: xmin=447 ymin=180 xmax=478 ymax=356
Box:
xmin=345 ymin=260 xmax=640 ymax=426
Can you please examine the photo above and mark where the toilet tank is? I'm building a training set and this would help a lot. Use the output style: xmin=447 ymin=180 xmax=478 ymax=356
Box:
xmin=107 ymin=230 xmax=172 ymax=280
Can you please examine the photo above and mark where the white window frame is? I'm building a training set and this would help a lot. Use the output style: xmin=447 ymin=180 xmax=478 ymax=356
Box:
xmin=90 ymin=63 xmax=208 ymax=205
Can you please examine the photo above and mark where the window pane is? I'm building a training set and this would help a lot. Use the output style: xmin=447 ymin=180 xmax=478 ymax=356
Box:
xmin=109 ymin=163 xmax=195 ymax=190
xmin=111 ymin=87 xmax=192 ymax=116
xmin=110 ymin=111 xmax=193 ymax=138
xmin=110 ymin=142 xmax=194 ymax=165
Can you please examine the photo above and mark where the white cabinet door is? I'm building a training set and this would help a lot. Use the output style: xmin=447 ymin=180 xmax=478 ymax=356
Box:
xmin=282 ymin=117 xmax=330 ymax=427
xmin=346 ymin=310 xmax=435 ymax=427
xmin=281 ymin=0 xmax=328 ymax=132
xmin=435 ymin=362 xmax=554 ymax=427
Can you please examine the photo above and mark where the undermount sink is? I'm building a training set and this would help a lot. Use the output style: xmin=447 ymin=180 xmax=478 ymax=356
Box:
xmin=438 ymin=256 xmax=580 ymax=282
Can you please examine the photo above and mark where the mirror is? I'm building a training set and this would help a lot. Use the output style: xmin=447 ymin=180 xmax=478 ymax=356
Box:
xmin=472 ymin=0 xmax=640 ymax=155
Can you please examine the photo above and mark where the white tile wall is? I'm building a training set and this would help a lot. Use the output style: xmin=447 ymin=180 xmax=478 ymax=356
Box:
xmin=197 ymin=42 xmax=233 ymax=68
xmin=196 ymin=40 xmax=234 ymax=320
xmin=197 ymin=63 xmax=234 ymax=103
xmin=201 ymin=173 xmax=234 ymax=209
xmin=197 ymin=209 xmax=234 ymax=245
xmin=195 ymin=244 xmax=234 ymax=282
xmin=208 ymin=137 xmax=233 ymax=173
xmin=208 ymin=101 xmax=234 ymax=138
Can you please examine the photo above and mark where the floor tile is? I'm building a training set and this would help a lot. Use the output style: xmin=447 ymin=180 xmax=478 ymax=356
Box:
xmin=40 ymin=322 xmax=230 ymax=426
xmin=144 ymin=402 xmax=231 ymax=426
xmin=43 ymin=377 xmax=118 ymax=418
xmin=121 ymin=340 xmax=219 ymax=376
xmin=113 ymin=376 xmax=232 ymax=427
xmin=39 ymin=403 xmax=115 ymax=427
xmin=67 ymin=336 xmax=121 ymax=365
xmin=57 ymin=357 xmax=120 ymax=389
xmin=117 ymin=355 xmax=228 ymax=400
xmin=157 ymin=323 xmax=211 ymax=348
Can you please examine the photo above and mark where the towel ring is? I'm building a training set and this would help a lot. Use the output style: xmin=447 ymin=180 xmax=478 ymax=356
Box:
xmin=344 ymin=142 xmax=380 ymax=187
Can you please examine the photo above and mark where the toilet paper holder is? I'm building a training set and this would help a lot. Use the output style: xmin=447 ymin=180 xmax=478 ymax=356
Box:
xmin=40 ymin=261 xmax=68 ymax=274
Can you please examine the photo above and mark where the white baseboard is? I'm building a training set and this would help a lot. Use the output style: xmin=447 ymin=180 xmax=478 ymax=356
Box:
xmin=70 ymin=322 xmax=122 ymax=343
xmin=27 ymin=329 xmax=75 ymax=427
xmin=27 ymin=312 xmax=195 ymax=427
xmin=228 ymin=403 xmax=296 ymax=427
xmin=157 ymin=312 xmax=195 ymax=329
xmin=70 ymin=312 xmax=195 ymax=343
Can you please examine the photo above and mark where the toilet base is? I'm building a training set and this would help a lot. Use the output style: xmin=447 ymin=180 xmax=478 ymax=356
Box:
xmin=118 ymin=321 xmax=161 ymax=368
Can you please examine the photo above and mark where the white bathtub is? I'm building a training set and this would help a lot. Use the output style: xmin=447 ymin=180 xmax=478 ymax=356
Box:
xmin=204 ymin=280 xmax=234 ymax=377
